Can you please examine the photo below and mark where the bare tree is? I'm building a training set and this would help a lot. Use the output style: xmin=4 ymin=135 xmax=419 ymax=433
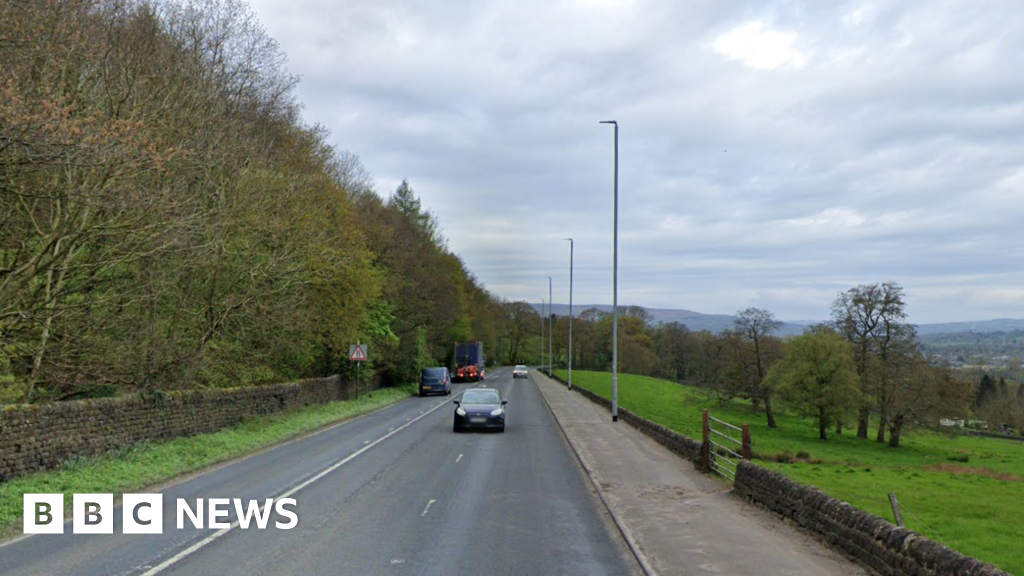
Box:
xmin=730 ymin=307 xmax=784 ymax=428
xmin=831 ymin=282 xmax=917 ymax=442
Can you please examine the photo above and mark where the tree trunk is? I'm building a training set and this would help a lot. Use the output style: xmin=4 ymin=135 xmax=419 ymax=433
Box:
xmin=818 ymin=406 xmax=828 ymax=440
xmin=876 ymin=413 xmax=887 ymax=443
xmin=857 ymin=407 xmax=870 ymax=438
xmin=888 ymin=414 xmax=904 ymax=448
xmin=835 ymin=420 xmax=843 ymax=436
xmin=764 ymin=389 xmax=777 ymax=429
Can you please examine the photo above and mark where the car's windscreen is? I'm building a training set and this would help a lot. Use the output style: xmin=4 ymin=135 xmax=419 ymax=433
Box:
xmin=422 ymin=368 xmax=446 ymax=380
xmin=461 ymin=390 xmax=500 ymax=404
xmin=515 ymin=365 xmax=526 ymax=370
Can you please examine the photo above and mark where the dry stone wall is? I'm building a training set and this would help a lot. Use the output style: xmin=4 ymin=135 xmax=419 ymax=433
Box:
xmin=0 ymin=376 xmax=362 ymax=482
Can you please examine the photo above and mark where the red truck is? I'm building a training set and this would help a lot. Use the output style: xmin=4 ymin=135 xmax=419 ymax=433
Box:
xmin=453 ymin=341 xmax=485 ymax=382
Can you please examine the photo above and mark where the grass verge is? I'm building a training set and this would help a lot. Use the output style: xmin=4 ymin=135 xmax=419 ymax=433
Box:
xmin=0 ymin=385 xmax=416 ymax=539
xmin=557 ymin=369 xmax=1024 ymax=576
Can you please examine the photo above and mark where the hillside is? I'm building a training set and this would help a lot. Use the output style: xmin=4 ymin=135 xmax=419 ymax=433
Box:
xmin=534 ymin=304 xmax=1024 ymax=338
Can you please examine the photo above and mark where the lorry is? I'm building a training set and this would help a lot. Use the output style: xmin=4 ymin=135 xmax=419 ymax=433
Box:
xmin=453 ymin=341 xmax=485 ymax=382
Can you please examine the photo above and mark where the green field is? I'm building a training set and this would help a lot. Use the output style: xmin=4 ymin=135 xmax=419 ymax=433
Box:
xmin=0 ymin=386 xmax=416 ymax=539
xmin=556 ymin=370 xmax=1024 ymax=575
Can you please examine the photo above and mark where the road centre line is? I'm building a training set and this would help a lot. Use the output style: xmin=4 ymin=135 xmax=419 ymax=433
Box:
xmin=455 ymin=453 xmax=463 ymax=463
xmin=137 ymin=388 xmax=471 ymax=576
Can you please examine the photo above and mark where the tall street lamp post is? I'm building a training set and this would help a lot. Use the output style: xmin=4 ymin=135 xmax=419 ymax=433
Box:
xmin=540 ymin=298 xmax=545 ymax=371
xmin=599 ymin=119 xmax=619 ymax=422
xmin=564 ymin=238 xmax=573 ymax=390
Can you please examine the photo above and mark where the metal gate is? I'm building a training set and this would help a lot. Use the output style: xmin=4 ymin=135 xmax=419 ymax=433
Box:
xmin=701 ymin=410 xmax=751 ymax=481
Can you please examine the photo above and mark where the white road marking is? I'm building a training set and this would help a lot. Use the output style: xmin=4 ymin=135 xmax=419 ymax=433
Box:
xmin=455 ymin=453 xmax=463 ymax=463
xmin=421 ymin=498 xmax=437 ymax=517
xmin=137 ymin=391 xmax=466 ymax=576
xmin=391 ymin=559 xmax=405 ymax=565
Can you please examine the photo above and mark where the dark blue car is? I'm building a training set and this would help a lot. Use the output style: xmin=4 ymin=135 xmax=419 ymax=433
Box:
xmin=453 ymin=388 xmax=507 ymax=433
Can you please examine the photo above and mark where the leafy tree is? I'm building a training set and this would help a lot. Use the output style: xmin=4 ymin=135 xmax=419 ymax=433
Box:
xmin=653 ymin=322 xmax=693 ymax=380
xmin=767 ymin=326 xmax=861 ymax=440
xmin=976 ymin=374 xmax=997 ymax=408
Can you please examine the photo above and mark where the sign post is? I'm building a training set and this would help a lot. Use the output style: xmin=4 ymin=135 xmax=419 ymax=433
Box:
xmin=349 ymin=343 xmax=368 ymax=399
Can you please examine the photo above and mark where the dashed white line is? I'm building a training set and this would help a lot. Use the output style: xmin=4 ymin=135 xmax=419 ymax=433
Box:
xmin=421 ymin=498 xmax=437 ymax=517
xmin=455 ymin=453 xmax=464 ymax=463
xmin=137 ymin=393 xmax=460 ymax=576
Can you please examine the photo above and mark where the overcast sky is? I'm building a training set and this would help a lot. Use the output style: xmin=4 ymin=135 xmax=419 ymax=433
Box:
xmin=245 ymin=0 xmax=1024 ymax=324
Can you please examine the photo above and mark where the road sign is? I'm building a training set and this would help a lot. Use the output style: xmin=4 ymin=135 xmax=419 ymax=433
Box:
xmin=349 ymin=344 xmax=368 ymax=362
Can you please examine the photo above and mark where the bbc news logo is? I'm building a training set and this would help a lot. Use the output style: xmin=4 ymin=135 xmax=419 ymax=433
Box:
xmin=24 ymin=494 xmax=298 ymax=534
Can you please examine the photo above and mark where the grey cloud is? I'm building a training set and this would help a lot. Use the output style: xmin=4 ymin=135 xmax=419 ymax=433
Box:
xmin=247 ymin=0 xmax=1024 ymax=323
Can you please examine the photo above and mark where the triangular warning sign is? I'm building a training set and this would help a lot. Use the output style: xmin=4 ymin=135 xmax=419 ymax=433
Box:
xmin=349 ymin=345 xmax=367 ymax=361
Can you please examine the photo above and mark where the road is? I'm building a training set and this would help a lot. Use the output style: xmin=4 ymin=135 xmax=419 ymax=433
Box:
xmin=0 ymin=367 xmax=641 ymax=576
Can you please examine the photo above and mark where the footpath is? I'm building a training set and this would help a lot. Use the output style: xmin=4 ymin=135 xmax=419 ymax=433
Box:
xmin=532 ymin=370 xmax=871 ymax=576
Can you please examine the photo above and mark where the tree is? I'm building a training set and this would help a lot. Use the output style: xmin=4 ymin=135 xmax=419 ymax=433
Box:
xmin=886 ymin=360 xmax=971 ymax=447
xmin=389 ymin=179 xmax=438 ymax=240
xmin=653 ymin=322 xmax=693 ymax=380
xmin=831 ymin=281 xmax=917 ymax=442
xmin=767 ymin=326 xmax=861 ymax=440
xmin=729 ymin=308 xmax=784 ymax=428
xmin=976 ymin=374 xmax=997 ymax=408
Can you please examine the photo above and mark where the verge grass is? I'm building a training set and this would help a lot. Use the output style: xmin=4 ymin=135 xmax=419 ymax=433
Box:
xmin=0 ymin=385 xmax=416 ymax=538
xmin=557 ymin=369 xmax=1024 ymax=575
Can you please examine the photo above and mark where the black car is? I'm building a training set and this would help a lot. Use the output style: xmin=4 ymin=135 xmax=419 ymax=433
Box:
xmin=453 ymin=388 xmax=507 ymax=433
xmin=419 ymin=367 xmax=451 ymax=397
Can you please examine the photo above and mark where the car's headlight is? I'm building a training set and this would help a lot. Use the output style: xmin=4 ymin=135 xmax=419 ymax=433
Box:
xmin=490 ymin=407 xmax=504 ymax=416
xmin=456 ymin=407 xmax=466 ymax=416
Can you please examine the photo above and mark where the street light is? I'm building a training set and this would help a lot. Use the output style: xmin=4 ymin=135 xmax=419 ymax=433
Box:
xmin=548 ymin=276 xmax=553 ymax=376
xmin=564 ymin=238 xmax=573 ymax=390
xmin=540 ymin=298 xmax=545 ymax=371
xmin=599 ymin=119 xmax=619 ymax=422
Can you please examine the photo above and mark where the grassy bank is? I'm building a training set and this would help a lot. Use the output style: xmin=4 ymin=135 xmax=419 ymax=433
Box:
xmin=557 ymin=369 xmax=1023 ymax=575
xmin=0 ymin=385 xmax=415 ymax=538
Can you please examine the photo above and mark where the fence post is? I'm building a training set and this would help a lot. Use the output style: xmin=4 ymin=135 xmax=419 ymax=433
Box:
xmin=702 ymin=409 xmax=711 ymax=472
xmin=889 ymin=492 xmax=906 ymax=528
xmin=742 ymin=424 xmax=751 ymax=460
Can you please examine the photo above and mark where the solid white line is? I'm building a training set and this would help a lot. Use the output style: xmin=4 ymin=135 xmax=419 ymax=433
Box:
xmin=420 ymin=498 xmax=437 ymax=517
xmin=137 ymin=391 xmax=464 ymax=576
xmin=455 ymin=453 xmax=463 ymax=463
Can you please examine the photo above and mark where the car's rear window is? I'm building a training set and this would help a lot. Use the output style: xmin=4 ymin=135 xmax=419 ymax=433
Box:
xmin=422 ymin=368 xmax=446 ymax=379
xmin=462 ymin=390 xmax=500 ymax=404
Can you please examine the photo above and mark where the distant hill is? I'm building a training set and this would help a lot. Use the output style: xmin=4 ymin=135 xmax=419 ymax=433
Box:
xmin=915 ymin=319 xmax=1024 ymax=336
xmin=532 ymin=304 xmax=808 ymax=336
xmin=530 ymin=304 xmax=1024 ymax=338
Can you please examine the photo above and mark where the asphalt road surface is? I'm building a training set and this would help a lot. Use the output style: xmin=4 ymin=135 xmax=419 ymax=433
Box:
xmin=0 ymin=367 xmax=640 ymax=576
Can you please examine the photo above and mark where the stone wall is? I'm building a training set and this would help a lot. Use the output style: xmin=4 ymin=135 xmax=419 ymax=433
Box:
xmin=549 ymin=373 xmax=1010 ymax=576
xmin=0 ymin=376 xmax=364 ymax=482
xmin=734 ymin=461 xmax=1010 ymax=576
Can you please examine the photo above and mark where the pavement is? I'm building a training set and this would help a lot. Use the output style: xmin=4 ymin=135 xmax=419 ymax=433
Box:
xmin=532 ymin=370 xmax=872 ymax=576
